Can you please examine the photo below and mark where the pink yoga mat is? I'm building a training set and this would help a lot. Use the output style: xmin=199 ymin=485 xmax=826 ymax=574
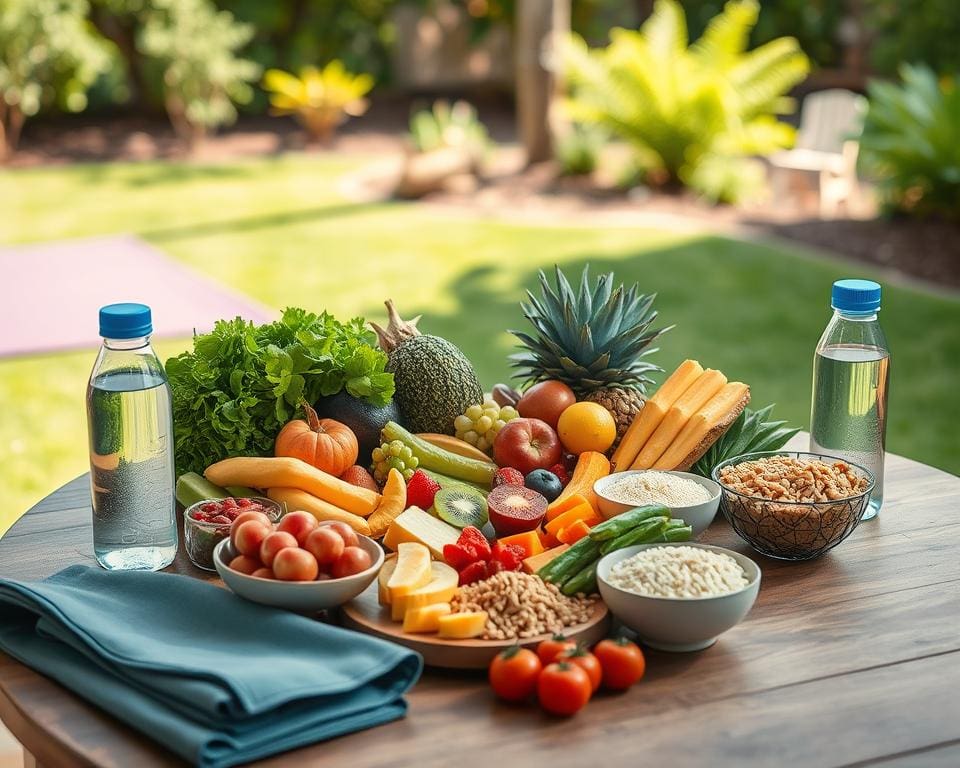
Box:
xmin=0 ymin=235 xmax=275 ymax=358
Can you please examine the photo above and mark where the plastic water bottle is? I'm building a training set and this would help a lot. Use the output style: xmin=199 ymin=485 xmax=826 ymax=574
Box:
xmin=86 ymin=303 xmax=178 ymax=570
xmin=809 ymin=280 xmax=890 ymax=520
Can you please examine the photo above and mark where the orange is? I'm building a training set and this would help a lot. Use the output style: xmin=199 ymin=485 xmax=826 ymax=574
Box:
xmin=556 ymin=402 xmax=617 ymax=454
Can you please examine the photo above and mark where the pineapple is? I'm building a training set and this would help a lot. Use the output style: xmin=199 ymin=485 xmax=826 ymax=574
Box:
xmin=583 ymin=387 xmax=645 ymax=447
xmin=510 ymin=265 xmax=672 ymax=395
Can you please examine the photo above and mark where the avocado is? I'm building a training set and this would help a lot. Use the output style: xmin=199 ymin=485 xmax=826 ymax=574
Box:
xmin=313 ymin=390 xmax=401 ymax=465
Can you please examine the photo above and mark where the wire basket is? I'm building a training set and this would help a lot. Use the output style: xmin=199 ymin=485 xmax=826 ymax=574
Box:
xmin=711 ymin=451 xmax=875 ymax=561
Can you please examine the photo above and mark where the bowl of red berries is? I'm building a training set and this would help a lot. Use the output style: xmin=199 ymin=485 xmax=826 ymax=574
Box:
xmin=183 ymin=497 xmax=281 ymax=571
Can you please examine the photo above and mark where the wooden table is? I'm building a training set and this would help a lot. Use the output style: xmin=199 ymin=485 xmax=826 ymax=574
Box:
xmin=2 ymin=439 xmax=959 ymax=768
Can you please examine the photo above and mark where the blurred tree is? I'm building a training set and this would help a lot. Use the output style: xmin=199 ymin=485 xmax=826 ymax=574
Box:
xmin=0 ymin=0 xmax=110 ymax=159
xmin=868 ymin=0 xmax=960 ymax=77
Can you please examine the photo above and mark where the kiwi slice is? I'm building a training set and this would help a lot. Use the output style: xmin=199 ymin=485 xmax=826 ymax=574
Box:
xmin=433 ymin=486 xmax=489 ymax=529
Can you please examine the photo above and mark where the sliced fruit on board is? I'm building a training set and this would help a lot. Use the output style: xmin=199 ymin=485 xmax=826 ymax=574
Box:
xmin=383 ymin=506 xmax=461 ymax=560
xmin=611 ymin=359 xmax=704 ymax=470
xmin=544 ymin=492 xmax=591 ymax=523
xmin=495 ymin=530 xmax=545 ymax=560
xmin=630 ymin=368 xmax=727 ymax=469
xmin=205 ymin=456 xmax=380 ymax=517
xmin=378 ymin=555 xmax=398 ymax=605
xmin=544 ymin=500 xmax=600 ymax=538
xmin=382 ymin=421 xmax=497 ymax=486
xmin=522 ymin=544 xmax=570 ymax=574
xmin=387 ymin=543 xmax=433 ymax=600
xmin=403 ymin=602 xmax=453 ymax=633
xmin=487 ymin=484 xmax=548 ymax=537
xmin=546 ymin=452 xmax=608 ymax=518
xmin=433 ymin=486 xmax=488 ymax=529
xmin=437 ymin=611 xmax=488 ymax=639
xmin=416 ymin=433 xmax=495 ymax=463
xmin=654 ymin=382 xmax=751 ymax=471
xmin=266 ymin=487 xmax=372 ymax=536
xmin=557 ymin=519 xmax=592 ymax=545
xmin=391 ymin=561 xmax=459 ymax=621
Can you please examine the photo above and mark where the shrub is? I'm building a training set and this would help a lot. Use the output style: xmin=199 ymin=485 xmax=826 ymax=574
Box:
xmin=262 ymin=60 xmax=373 ymax=142
xmin=560 ymin=0 xmax=809 ymax=202
xmin=859 ymin=64 xmax=960 ymax=220
xmin=409 ymin=100 xmax=489 ymax=163
xmin=0 ymin=0 xmax=110 ymax=158
xmin=555 ymin=123 xmax=606 ymax=176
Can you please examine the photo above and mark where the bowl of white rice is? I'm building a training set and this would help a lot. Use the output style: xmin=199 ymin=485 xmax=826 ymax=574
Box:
xmin=594 ymin=470 xmax=721 ymax=536
xmin=597 ymin=542 xmax=760 ymax=652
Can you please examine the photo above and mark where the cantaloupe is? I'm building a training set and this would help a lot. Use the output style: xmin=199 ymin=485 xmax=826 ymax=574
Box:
xmin=391 ymin=561 xmax=459 ymax=621
xmin=387 ymin=543 xmax=432 ymax=600
xmin=403 ymin=602 xmax=452 ymax=633
xmin=653 ymin=382 xmax=750 ymax=471
xmin=544 ymin=501 xmax=600 ymax=538
xmin=631 ymin=369 xmax=727 ymax=470
xmin=378 ymin=555 xmax=398 ymax=605
xmin=495 ymin=530 xmax=545 ymax=560
xmin=437 ymin=611 xmax=488 ymax=639
xmin=611 ymin=360 xmax=704 ymax=471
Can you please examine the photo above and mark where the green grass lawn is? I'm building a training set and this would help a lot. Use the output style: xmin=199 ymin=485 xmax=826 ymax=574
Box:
xmin=2 ymin=153 xmax=958 ymax=535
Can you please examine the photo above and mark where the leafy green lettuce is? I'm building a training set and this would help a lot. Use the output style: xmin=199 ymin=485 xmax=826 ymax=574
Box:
xmin=166 ymin=308 xmax=394 ymax=475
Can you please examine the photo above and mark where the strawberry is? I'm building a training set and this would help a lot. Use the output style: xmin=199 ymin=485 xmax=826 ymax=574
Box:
xmin=491 ymin=541 xmax=525 ymax=572
xmin=443 ymin=542 xmax=478 ymax=571
xmin=458 ymin=526 xmax=491 ymax=561
xmin=406 ymin=469 xmax=441 ymax=509
xmin=458 ymin=560 xmax=489 ymax=585
xmin=493 ymin=467 xmax=524 ymax=488
xmin=549 ymin=463 xmax=570 ymax=487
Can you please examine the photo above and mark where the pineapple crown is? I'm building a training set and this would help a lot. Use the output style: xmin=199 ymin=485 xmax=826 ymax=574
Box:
xmin=370 ymin=299 xmax=423 ymax=354
xmin=509 ymin=265 xmax=673 ymax=395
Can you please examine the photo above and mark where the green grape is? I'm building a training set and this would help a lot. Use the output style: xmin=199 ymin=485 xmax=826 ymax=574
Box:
xmin=500 ymin=406 xmax=519 ymax=421
xmin=454 ymin=415 xmax=473 ymax=432
xmin=476 ymin=415 xmax=493 ymax=434
xmin=400 ymin=445 xmax=413 ymax=461
xmin=409 ymin=456 xmax=419 ymax=468
xmin=372 ymin=447 xmax=384 ymax=462
xmin=402 ymin=467 xmax=415 ymax=481
xmin=463 ymin=429 xmax=480 ymax=445
xmin=465 ymin=404 xmax=483 ymax=420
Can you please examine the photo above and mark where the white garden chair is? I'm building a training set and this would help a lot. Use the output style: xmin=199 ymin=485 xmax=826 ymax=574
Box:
xmin=769 ymin=89 xmax=867 ymax=217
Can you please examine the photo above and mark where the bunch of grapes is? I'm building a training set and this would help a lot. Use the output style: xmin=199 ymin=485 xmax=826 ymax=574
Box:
xmin=371 ymin=440 xmax=418 ymax=484
xmin=454 ymin=400 xmax=520 ymax=454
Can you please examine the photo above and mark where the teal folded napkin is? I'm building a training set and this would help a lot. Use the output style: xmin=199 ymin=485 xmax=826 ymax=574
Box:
xmin=0 ymin=565 xmax=422 ymax=767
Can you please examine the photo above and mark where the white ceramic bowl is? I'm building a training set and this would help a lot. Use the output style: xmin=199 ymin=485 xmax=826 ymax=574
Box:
xmin=594 ymin=470 xmax=721 ymax=537
xmin=213 ymin=535 xmax=384 ymax=613
xmin=597 ymin=542 xmax=760 ymax=652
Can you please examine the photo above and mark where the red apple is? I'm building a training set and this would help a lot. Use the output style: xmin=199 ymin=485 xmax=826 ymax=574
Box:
xmin=517 ymin=380 xmax=577 ymax=429
xmin=493 ymin=418 xmax=563 ymax=475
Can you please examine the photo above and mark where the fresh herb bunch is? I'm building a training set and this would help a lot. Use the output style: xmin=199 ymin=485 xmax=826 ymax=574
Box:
xmin=166 ymin=308 xmax=394 ymax=476
xmin=692 ymin=405 xmax=800 ymax=478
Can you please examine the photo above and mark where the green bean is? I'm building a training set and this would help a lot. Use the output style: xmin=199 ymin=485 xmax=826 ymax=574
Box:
xmin=598 ymin=516 xmax=669 ymax=555
xmin=589 ymin=505 xmax=670 ymax=542
xmin=537 ymin=537 xmax=601 ymax=584
xmin=561 ymin=561 xmax=598 ymax=596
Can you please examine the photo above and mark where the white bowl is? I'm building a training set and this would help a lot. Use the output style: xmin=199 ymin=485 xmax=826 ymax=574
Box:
xmin=213 ymin=535 xmax=384 ymax=613
xmin=597 ymin=542 xmax=760 ymax=652
xmin=594 ymin=470 xmax=721 ymax=537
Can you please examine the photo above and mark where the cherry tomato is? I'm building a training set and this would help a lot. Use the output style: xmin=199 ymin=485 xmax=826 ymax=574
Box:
xmin=331 ymin=546 xmax=372 ymax=578
xmin=228 ymin=555 xmax=261 ymax=575
xmin=259 ymin=531 xmax=298 ymax=567
xmin=558 ymin=646 xmax=602 ymax=692
xmin=277 ymin=511 xmax=318 ymax=546
xmin=321 ymin=521 xmax=359 ymax=548
xmin=272 ymin=547 xmax=320 ymax=581
xmin=488 ymin=646 xmax=542 ymax=702
xmin=304 ymin=527 xmax=345 ymax=566
xmin=537 ymin=662 xmax=592 ymax=716
xmin=536 ymin=634 xmax=576 ymax=666
xmin=233 ymin=521 xmax=271 ymax=558
xmin=251 ymin=567 xmax=275 ymax=580
xmin=593 ymin=638 xmax=646 ymax=690
xmin=231 ymin=510 xmax=272 ymax=534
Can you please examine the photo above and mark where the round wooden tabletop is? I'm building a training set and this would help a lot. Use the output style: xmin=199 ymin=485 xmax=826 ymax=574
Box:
xmin=2 ymin=438 xmax=960 ymax=768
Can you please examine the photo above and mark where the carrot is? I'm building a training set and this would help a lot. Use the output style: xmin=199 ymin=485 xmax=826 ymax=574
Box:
xmin=267 ymin=487 xmax=371 ymax=536
xmin=205 ymin=456 xmax=380 ymax=516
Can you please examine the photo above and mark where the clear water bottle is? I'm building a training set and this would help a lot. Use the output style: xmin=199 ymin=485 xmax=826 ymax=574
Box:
xmin=810 ymin=280 xmax=890 ymax=520
xmin=86 ymin=303 xmax=178 ymax=570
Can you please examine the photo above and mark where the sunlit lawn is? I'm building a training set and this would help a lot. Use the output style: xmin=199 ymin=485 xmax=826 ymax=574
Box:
xmin=2 ymin=153 xmax=958 ymax=535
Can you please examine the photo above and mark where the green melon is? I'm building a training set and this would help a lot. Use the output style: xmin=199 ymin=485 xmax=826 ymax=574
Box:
xmin=371 ymin=301 xmax=483 ymax=435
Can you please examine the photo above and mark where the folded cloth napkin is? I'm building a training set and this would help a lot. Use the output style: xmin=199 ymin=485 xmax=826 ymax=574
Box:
xmin=0 ymin=565 xmax=422 ymax=767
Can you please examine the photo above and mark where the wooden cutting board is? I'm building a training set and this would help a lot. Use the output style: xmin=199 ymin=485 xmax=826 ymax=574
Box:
xmin=340 ymin=582 xmax=610 ymax=669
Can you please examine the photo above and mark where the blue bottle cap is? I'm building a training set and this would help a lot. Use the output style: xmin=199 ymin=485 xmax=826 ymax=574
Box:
xmin=831 ymin=279 xmax=881 ymax=313
xmin=99 ymin=303 xmax=153 ymax=339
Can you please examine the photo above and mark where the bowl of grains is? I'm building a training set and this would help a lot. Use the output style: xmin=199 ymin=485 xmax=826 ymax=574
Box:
xmin=594 ymin=470 xmax=721 ymax=536
xmin=597 ymin=542 xmax=761 ymax=652
xmin=712 ymin=451 xmax=874 ymax=561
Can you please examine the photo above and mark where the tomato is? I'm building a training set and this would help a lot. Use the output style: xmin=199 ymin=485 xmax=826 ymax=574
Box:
xmin=231 ymin=510 xmax=272 ymax=537
xmin=331 ymin=546 xmax=373 ymax=578
xmin=228 ymin=555 xmax=261 ymax=575
xmin=536 ymin=634 xmax=576 ymax=666
xmin=321 ymin=521 xmax=359 ymax=548
xmin=273 ymin=547 xmax=320 ymax=581
xmin=488 ymin=646 xmax=542 ymax=702
xmin=232 ymin=521 xmax=271 ymax=558
xmin=558 ymin=646 xmax=602 ymax=692
xmin=277 ymin=511 xmax=318 ymax=546
xmin=259 ymin=531 xmax=298 ymax=567
xmin=251 ymin=567 xmax=275 ymax=580
xmin=593 ymin=638 xmax=646 ymax=691
xmin=304 ymin=527 xmax=345 ymax=566
xmin=537 ymin=662 xmax=592 ymax=716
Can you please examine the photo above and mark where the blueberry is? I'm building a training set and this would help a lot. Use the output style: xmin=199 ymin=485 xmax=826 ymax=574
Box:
xmin=524 ymin=469 xmax=563 ymax=502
